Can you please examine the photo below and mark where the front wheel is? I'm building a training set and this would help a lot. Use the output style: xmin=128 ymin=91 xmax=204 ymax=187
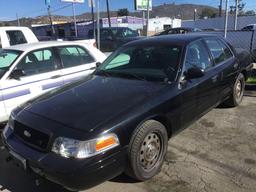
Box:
xmin=126 ymin=120 xmax=168 ymax=181
xmin=224 ymin=73 xmax=245 ymax=107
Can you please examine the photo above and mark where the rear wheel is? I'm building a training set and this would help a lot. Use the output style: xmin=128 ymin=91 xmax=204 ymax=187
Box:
xmin=126 ymin=120 xmax=168 ymax=181
xmin=224 ymin=73 xmax=245 ymax=107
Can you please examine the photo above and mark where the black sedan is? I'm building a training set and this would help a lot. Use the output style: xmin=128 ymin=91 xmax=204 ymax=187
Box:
xmin=88 ymin=27 xmax=144 ymax=52
xmin=2 ymin=34 xmax=253 ymax=191
xmin=155 ymin=27 xmax=202 ymax=36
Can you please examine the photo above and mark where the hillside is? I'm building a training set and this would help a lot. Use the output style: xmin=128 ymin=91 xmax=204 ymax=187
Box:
xmin=0 ymin=3 xmax=218 ymax=27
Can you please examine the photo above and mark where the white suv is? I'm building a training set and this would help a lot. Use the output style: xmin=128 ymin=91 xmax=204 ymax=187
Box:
xmin=0 ymin=41 xmax=106 ymax=123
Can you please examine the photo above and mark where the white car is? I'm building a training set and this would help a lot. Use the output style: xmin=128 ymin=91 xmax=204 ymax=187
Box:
xmin=0 ymin=26 xmax=38 ymax=48
xmin=0 ymin=41 xmax=106 ymax=124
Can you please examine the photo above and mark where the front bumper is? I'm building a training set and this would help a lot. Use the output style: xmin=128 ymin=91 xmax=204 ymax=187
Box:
xmin=2 ymin=127 xmax=128 ymax=191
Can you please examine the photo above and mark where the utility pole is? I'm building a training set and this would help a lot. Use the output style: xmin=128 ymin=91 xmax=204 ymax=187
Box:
xmin=106 ymin=0 xmax=111 ymax=27
xmin=234 ymin=0 xmax=238 ymax=30
xmin=219 ymin=0 xmax=222 ymax=17
xmin=47 ymin=5 xmax=56 ymax=38
xmin=97 ymin=0 xmax=100 ymax=49
xmin=16 ymin=13 xmax=20 ymax=26
xmin=72 ymin=3 xmax=78 ymax=37
xmin=224 ymin=0 xmax=229 ymax=38
xmin=146 ymin=0 xmax=150 ymax=37
xmin=194 ymin=9 xmax=197 ymax=21
xmin=90 ymin=0 xmax=95 ymax=39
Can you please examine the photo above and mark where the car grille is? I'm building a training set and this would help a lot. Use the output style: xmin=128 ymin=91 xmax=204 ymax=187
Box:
xmin=13 ymin=121 xmax=50 ymax=151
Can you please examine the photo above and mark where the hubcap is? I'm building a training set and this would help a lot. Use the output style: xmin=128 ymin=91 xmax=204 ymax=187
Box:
xmin=235 ymin=80 xmax=243 ymax=98
xmin=139 ymin=133 xmax=161 ymax=171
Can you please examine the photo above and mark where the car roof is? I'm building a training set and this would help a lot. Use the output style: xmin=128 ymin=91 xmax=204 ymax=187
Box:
xmin=5 ymin=41 xmax=87 ymax=52
xmin=125 ymin=34 xmax=220 ymax=47
xmin=0 ymin=26 xmax=30 ymax=31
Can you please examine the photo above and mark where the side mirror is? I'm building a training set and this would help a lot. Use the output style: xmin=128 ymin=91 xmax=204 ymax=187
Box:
xmin=9 ymin=69 xmax=25 ymax=80
xmin=184 ymin=67 xmax=204 ymax=80
xmin=96 ymin=62 xmax=102 ymax=67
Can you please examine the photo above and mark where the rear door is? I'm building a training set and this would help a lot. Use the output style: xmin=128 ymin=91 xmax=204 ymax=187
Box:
xmin=204 ymin=38 xmax=237 ymax=102
xmin=56 ymin=45 xmax=97 ymax=85
xmin=1 ymin=48 xmax=63 ymax=115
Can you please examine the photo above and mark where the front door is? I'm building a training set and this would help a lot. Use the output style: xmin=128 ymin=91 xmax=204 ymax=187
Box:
xmin=180 ymin=40 xmax=217 ymax=127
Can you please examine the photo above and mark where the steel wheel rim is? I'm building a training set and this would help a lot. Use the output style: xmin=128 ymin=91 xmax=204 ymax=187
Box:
xmin=139 ymin=132 xmax=162 ymax=171
xmin=235 ymin=79 xmax=243 ymax=99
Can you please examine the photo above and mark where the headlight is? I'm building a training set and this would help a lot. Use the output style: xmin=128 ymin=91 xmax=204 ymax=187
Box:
xmin=2 ymin=115 xmax=15 ymax=139
xmin=52 ymin=134 xmax=119 ymax=159
xmin=8 ymin=114 xmax=15 ymax=130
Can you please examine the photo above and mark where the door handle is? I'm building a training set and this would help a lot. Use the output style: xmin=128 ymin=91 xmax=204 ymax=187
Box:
xmin=50 ymin=75 xmax=62 ymax=79
xmin=211 ymin=75 xmax=219 ymax=82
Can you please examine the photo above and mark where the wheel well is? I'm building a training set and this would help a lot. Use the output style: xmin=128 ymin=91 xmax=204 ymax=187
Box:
xmin=151 ymin=116 xmax=172 ymax=138
xmin=241 ymin=70 xmax=248 ymax=81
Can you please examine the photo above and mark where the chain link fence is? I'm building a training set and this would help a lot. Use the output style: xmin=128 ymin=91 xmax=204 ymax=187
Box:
xmin=183 ymin=15 xmax=256 ymax=62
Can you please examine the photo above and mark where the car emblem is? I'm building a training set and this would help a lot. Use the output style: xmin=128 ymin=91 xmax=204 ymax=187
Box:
xmin=24 ymin=130 xmax=31 ymax=138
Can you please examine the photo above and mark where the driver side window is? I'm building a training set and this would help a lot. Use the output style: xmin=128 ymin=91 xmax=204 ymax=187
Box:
xmin=184 ymin=41 xmax=212 ymax=71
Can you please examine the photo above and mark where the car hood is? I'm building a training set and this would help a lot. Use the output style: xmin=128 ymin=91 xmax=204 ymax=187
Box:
xmin=20 ymin=75 xmax=166 ymax=132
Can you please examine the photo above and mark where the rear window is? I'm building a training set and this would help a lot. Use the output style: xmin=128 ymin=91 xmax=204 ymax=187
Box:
xmin=6 ymin=30 xmax=27 ymax=46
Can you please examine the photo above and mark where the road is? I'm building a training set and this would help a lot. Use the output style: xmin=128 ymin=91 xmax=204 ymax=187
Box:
xmin=0 ymin=95 xmax=256 ymax=192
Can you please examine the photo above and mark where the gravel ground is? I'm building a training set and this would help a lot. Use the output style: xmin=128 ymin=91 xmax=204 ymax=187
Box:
xmin=0 ymin=96 xmax=256 ymax=192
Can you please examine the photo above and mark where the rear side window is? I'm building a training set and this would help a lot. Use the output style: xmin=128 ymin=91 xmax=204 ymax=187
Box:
xmin=218 ymin=40 xmax=233 ymax=59
xmin=58 ymin=46 xmax=95 ymax=68
xmin=204 ymin=38 xmax=233 ymax=65
xmin=6 ymin=30 xmax=27 ymax=46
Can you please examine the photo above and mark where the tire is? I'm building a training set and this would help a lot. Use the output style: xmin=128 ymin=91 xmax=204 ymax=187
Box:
xmin=126 ymin=120 xmax=168 ymax=181
xmin=224 ymin=73 xmax=245 ymax=107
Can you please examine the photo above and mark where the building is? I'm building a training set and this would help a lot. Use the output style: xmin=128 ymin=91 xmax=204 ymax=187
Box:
xmin=32 ymin=20 xmax=98 ymax=40
xmin=147 ymin=17 xmax=181 ymax=35
xmin=102 ymin=16 xmax=144 ymax=31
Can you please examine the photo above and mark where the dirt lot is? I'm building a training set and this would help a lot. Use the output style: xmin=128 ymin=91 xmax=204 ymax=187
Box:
xmin=0 ymin=94 xmax=256 ymax=192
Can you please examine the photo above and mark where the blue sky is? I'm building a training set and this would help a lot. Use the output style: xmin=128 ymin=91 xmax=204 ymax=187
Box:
xmin=0 ymin=0 xmax=255 ymax=20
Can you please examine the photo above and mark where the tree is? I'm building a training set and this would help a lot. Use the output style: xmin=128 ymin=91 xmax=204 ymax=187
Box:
xmin=230 ymin=0 xmax=245 ymax=15
xmin=117 ymin=8 xmax=129 ymax=16
xmin=200 ymin=8 xmax=217 ymax=19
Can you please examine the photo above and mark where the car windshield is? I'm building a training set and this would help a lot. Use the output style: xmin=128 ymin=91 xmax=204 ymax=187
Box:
xmin=96 ymin=45 xmax=181 ymax=82
xmin=0 ymin=49 xmax=22 ymax=78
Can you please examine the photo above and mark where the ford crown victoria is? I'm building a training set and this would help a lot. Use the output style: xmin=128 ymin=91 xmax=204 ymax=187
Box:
xmin=2 ymin=34 xmax=253 ymax=191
